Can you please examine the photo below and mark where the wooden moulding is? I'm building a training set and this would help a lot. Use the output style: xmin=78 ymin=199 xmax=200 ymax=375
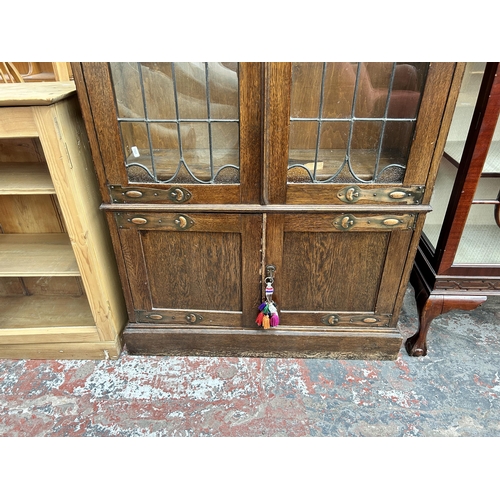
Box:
xmin=123 ymin=327 xmax=403 ymax=360
xmin=0 ymin=340 xmax=121 ymax=360
xmin=0 ymin=82 xmax=76 ymax=106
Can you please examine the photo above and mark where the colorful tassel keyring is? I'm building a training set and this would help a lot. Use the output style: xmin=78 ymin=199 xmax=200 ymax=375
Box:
xmin=256 ymin=265 xmax=279 ymax=329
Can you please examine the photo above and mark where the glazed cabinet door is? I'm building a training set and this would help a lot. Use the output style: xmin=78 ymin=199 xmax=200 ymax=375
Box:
xmin=264 ymin=62 xmax=459 ymax=206
xmin=78 ymin=63 xmax=262 ymax=205
xmin=114 ymin=211 xmax=262 ymax=328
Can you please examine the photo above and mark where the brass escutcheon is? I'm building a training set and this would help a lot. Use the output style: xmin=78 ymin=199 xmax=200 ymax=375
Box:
xmin=337 ymin=185 xmax=424 ymax=204
xmin=175 ymin=216 xmax=188 ymax=229
xmin=321 ymin=314 xmax=340 ymax=326
xmin=167 ymin=186 xmax=192 ymax=203
xmin=109 ymin=185 xmax=192 ymax=203
xmin=345 ymin=187 xmax=360 ymax=202
xmin=341 ymin=216 xmax=354 ymax=229
xmin=186 ymin=313 xmax=203 ymax=324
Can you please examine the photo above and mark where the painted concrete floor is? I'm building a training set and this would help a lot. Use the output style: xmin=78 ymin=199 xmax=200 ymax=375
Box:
xmin=1 ymin=286 xmax=499 ymax=438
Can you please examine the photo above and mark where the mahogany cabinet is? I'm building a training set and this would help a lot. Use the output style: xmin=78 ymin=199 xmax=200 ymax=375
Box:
xmin=73 ymin=62 xmax=464 ymax=359
xmin=406 ymin=62 xmax=500 ymax=357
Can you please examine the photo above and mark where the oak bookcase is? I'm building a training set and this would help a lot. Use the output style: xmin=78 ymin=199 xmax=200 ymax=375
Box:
xmin=74 ymin=62 xmax=465 ymax=359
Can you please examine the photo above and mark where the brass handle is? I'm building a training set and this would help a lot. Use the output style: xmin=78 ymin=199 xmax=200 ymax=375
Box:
xmin=131 ymin=217 xmax=148 ymax=225
xmin=125 ymin=190 xmax=144 ymax=198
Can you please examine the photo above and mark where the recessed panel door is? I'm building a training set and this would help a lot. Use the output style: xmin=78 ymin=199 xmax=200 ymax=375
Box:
xmin=264 ymin=213 xmax=415 ymax=329
xmin=115 ymin=212 xmax=262 ymax=328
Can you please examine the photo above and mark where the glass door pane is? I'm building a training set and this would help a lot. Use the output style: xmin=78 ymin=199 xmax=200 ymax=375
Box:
xmin=287 ymin=62 xmax=429 ymax=184
xmin=454 ymin=115 xmax=500 ymax=265
xmin=110 ymin=62 xmax=240 ymax=184
xmin=423 ymin=62 xmax=487 ymax=251
xmin=444 ymin=63 xmax=487 ymax=164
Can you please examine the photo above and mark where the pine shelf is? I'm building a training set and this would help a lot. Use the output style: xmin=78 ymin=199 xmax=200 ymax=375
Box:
xmin=0 ymin=234 xmax=79 ymax=276
xmin=0 ymin=162 xmax=55 ymax=194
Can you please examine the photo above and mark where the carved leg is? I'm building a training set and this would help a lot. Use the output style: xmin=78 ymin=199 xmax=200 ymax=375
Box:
xmin=406 ymin=293 xmax=487 ymax=357
xmin=405 ymin=294 xmax=443 ymax=357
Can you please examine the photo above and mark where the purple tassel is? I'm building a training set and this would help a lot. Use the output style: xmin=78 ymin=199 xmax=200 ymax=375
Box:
xmin=259 ymin=302 xmax=267 ymax=311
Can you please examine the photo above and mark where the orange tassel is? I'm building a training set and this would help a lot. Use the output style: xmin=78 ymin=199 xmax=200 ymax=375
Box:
xmin=262 ymin=315 xmax=270 ymax=329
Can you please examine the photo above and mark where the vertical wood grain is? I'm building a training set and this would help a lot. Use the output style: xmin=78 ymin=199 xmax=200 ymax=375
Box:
xmin=71 ymin=62 xmax=113 ymax=203
xmin=33 ymin=98 xmax=127 ymax=341
xmin=404 ymin=63 xmax=457 ymax=185
xmin=280 ymin=230 xmax=388 ymax=312
xmin=239 ymin=63 xmax=263 ymax=204
xmin=141 ymin=230 xmax=242 ymax=311
xmin=263 ymin=63 xmax=291 ymax=205
xmin=78 ymin=63 xmax=128 ymax=186
xmin=375 ymin=229 xmax=413 ymax=314
xmin=241 ymin=214 xmax=264 ymax=326
xmin=264 ymin=213 xmax=285 ymax=305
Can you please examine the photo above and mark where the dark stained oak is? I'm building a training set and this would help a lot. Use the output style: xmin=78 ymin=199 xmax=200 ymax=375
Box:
xmin=74 ymin=62 xmax=464 ymax=359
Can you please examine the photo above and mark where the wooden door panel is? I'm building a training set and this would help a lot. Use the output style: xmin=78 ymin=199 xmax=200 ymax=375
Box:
xmin=115 ymin=212 xmax=262 ymax=328
xmin=267 ymin=213 xmax=414 ymax=328
xmin=281 ymin=231 xmax=388 ymax=312
xmin=142 ymin=231 xmax=242 ymax=311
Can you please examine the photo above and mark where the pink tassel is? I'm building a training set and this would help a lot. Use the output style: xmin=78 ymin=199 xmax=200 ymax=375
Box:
xmin=270 ymin=313 xmax=280 ymax=327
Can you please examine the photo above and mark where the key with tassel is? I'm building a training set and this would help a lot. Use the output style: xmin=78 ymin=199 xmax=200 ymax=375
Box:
xmin=256 ymin=265 xmax=280 ymax=328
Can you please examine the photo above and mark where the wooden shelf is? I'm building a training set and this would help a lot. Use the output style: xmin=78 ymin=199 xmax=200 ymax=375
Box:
xmin=445 ymin=140 xmax=500 ymax=175
xmin=0 ymin=294 xmax=94 ymax=331
xmin=0 ymin=162 xmax=55 ymax=194
xmin=0 ymin=81 xmax=76 ymax=106
xmin=0 ymin=234 xmax=80 ymax=276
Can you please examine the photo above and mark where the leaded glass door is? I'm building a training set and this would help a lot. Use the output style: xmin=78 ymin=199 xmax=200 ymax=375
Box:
xmin=81 ymin=62 xmax=262 ymax=205
xmin=261 ymin=62 xmax=460 ymax=331
xmin=264 ymin=62 xmax=456 ymax=206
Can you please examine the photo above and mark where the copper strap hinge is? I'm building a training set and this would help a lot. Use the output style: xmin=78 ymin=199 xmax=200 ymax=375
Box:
xmin=337 ymin=185 xmax=424 ymax=204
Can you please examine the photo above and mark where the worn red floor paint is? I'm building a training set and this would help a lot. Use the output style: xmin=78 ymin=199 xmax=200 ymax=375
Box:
xmin=1 ymin=289 xmax=500 ymax=436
